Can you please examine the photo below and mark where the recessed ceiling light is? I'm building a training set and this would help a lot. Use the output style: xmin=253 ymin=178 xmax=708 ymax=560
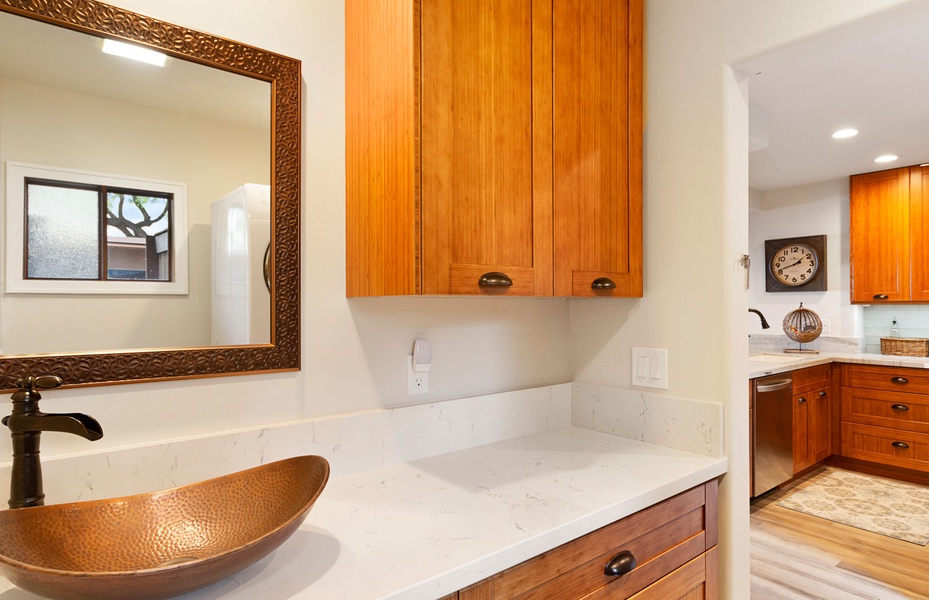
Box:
xmin=101 ymin=39 xmax=166 ymax=67
xmin=832 ymin=128 xmax=859 ymax=139
xmin=875 ymin=155 xmax=899 ymax=163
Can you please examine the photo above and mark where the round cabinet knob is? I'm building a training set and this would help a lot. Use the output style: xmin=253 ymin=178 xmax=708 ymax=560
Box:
xmin=604 ymin=550 xmax=637 ymax=577
xmin=798 ymin=397 xmax=807 ymax=404
xmin=819 ymin=391 xmax=827 ymax=397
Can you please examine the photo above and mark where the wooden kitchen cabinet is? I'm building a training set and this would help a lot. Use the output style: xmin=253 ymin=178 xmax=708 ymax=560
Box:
xmin=791 ymin=364 xmax=832 ymax=473
xmin=453 ymin=480 xmax=718 ymax=600
xmin=839 ymin=364 xmax=929 ymax=474
xmin=345 ymin=0 xmax=643 ymax=297
xmin=850 ymin=164 xmax=929 ymax=303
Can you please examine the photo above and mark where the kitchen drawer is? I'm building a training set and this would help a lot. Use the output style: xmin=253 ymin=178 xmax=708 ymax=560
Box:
xmin=462 ymin=481 xmax=717 ymax=600
xmin=791 ymin=364 xmax=831 ymax=394
xmin=841 ymin=422 xmax=929 ymax=471
xmin=841 ymin=387 xmax=929 ymax=434
xmin=842 ymin=364 xmax=929 ymax=394
xmin=627 ymin=548 xmax=717 ymax=600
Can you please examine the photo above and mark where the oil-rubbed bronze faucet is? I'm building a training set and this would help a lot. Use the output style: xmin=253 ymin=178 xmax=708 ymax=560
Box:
xmin=2 ymin=375 xmax=103 ymax=508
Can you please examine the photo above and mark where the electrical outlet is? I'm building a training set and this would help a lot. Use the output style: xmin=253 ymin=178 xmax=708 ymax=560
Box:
xmin=408 ymin=355 xmax=428 ymax=395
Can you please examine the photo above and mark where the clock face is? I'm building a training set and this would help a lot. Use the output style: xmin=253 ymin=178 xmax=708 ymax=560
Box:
xmin=770 ymin=243 xmax=819 ymax=287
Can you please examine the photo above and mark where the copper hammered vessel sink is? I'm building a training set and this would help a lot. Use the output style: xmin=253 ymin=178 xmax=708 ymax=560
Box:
xmin=0 ymin=455 xmax=330 ymax=600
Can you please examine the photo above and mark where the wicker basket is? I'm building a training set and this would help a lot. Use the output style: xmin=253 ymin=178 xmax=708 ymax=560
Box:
xmin=880 ymin=337 xmax=929 ymax=357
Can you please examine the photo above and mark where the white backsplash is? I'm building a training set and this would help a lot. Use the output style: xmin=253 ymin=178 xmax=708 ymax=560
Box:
xmin=748 ymin=333 xmax=863 ymax=354
xmin=571 ymin=383 xmax=723 ymax=458
xmin=0 ymin=383 xmax=723 ymax=505
xmin=862 ymin=305 xmax=929 ymax=353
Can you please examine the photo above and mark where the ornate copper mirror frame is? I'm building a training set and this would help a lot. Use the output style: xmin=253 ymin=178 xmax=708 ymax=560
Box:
xmin=0 ymin=0 xmax=300 ymax=390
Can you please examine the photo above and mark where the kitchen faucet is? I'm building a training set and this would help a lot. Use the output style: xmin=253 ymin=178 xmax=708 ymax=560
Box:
xmin=748 ymin=308 xmax=771 ymax=329
xmin=2 ymin=375 xmax=103 ymax=508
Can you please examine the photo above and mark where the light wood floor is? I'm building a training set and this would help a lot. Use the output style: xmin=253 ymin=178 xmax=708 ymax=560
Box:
xmin=751 ymin=467 xmax=929 ymax=599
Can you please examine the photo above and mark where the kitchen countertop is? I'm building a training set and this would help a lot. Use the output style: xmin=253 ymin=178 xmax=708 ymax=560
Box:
xmin=26 ymin=426 xmax=722 ymax=600
xmin=748 ymin=351 xmax=929 ymax=379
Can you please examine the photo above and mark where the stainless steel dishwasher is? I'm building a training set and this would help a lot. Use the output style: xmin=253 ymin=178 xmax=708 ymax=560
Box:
xmin=752 ymin=374 xmax=793 ymax=497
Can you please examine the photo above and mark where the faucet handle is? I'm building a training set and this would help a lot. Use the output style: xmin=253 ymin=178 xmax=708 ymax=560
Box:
xmin=15 ymin=375 xmax=63 ymax=392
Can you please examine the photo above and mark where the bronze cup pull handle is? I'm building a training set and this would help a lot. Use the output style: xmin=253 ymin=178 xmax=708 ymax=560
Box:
xmin=591 ymin=277 xmax=617 ymax=290
xmin=604 ymin=550 xmax=637 ymax=577
xmin=478 ymin=272 xmax=513 ymax=288
xmin=891 ymin=404 xmax=910 ymax=411
xmin=891 ymin=377 xmax=909 ymax=385
xmin=798 ymin=397 xmax=807 ymax=404
xmin=892 ymin=441 xmax=910 ymax=449
xmin=873 ymin=294 xmax=890 ymax=300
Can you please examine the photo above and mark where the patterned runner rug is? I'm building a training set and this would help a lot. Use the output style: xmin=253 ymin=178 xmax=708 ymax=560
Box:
xmin=776 ymin=468 xmax=929 ymax=545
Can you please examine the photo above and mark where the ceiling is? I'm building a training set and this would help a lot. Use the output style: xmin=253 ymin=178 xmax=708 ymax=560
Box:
xmin=0 ymin=10 xmax=269 ymax=130
xmin=741 ymin=2 xmax=929 ymax=192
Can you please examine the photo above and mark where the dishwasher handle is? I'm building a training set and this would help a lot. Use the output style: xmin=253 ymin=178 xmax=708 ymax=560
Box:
xmin=755 ymin=379 xmax=792 ymax=393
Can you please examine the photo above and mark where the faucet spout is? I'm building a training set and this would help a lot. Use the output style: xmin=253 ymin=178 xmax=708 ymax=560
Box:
xmin=748 ymin=308 xmax=771 ymax=329
xmin=3 ymin=412 xmax=103 ymax=441
xmin=2 ymin=375 xmax=103 ymax=508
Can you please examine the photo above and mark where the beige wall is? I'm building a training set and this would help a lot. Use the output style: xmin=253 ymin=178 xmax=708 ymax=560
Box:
xmin=0 ymin=77 xmax=268 ymax=353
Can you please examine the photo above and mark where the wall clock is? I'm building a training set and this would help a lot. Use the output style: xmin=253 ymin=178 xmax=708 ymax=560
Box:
xmin=764 ymin=235 xmax=826 ymax=292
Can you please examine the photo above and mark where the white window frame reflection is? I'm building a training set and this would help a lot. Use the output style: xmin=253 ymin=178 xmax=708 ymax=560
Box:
xmin=5 ymin=162 xmax=188 ymax=294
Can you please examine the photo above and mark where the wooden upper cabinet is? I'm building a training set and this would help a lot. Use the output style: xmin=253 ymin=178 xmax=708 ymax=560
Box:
xmin=346 ymin=0 xmax=643 ymax=298
xmin=553 ymin=0 xmax=643 ymax=297
xmin=910 ymin=165 xmax=929 ymax=301
xmin=850 ymin=167 xmax=911 ymax=303
xmin=421 ymin=0 xmax=552 ymax=296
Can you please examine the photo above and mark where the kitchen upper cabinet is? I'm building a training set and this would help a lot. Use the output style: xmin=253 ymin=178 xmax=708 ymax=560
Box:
xmin=553 ymin=1 xmax=643 ymax=297
xmin=850 ymin=165 xmax=929 ymax=303
xmin=345 ymin=0 xmax=643 ymax=297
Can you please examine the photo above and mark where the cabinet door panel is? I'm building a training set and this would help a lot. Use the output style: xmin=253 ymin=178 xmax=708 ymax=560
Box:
xmin=811 ymin=388 xmax=831 ymax=463
xmin=910 ymin=165 xmax=929 ymax=300
xmin=850 ymin=167 xmax=910 ymax=302
xmin=553 ymin=0 xmax=643 ymax=297
xmin=421 ymin=0 xmax=551 ymax=295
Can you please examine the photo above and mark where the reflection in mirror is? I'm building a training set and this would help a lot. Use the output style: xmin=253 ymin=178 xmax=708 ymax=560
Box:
xmin=0 ymin=0 xmax=300 ymax=389
xmin=0 ymin=10 xmax=270 ymax=355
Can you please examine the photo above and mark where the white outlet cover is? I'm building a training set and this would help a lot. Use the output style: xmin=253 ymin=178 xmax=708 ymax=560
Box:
xmin=632 ymin=347 xmax=669 ymax=390
xmin=407 ymin=355 xmax=428 ymax=395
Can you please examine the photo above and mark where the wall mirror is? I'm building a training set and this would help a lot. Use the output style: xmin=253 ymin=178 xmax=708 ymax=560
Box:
xmin=0 ymin=0 xmax=300 ymax=390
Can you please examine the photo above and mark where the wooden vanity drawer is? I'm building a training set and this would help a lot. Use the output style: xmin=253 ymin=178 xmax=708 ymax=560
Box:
xmin=841 ymin=423 xmax=929 ymax=471
xmin=841 ymin=387 xmax=929 ymax=434
xmin=460 ymin=480 xmax=717 ymax=600
xmin=842 ymin=364 xmax=929 ymax=394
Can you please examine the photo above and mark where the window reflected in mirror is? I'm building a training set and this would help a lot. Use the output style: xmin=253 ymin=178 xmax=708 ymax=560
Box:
xmin=25 ymin=179 xmax=174 ymax=282
xmin=5 ymin=162 xmax=189 ymax=296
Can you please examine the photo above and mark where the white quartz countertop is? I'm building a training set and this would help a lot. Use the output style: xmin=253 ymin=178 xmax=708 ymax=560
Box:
xmin=748 ymin=351 xmax=929 ymax=379
xmin=48 ymin=426 xmax=725 ymax=600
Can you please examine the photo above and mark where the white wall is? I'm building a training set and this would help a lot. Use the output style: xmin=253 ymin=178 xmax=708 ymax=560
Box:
xmin=748 ymin=179 xmax=862 ymax=338
xmin=571 ymin=1 xmax=915 ymax=597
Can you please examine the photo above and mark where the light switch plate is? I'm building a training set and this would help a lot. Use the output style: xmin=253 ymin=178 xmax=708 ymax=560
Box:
xmin=632 ymin=347 xmax=669 ymax=389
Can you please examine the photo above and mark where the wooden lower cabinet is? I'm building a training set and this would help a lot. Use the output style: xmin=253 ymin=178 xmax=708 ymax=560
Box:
xmin=839 ymin=364 xmax=929 ymax=475
xmin=450 ymin=480 xmax=718 ymax=600
xmin=791 ymin=364 xmax=832 ymax=473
